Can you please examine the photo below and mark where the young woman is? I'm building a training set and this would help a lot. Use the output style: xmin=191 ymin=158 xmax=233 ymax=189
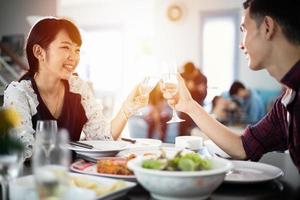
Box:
xmin=3 ymin=17 xmax=147 ymax=159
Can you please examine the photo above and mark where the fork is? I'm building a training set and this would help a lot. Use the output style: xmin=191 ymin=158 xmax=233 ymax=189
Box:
xmin=69 ymin=141 xmax=93 ymax=149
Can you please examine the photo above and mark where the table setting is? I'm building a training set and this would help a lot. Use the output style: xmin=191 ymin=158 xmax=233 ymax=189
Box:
xmin=1 ymin=118 xmax=300 ymax=200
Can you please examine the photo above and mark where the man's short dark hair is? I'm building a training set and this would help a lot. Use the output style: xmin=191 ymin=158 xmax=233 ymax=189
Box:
xmin=229 ymin=81 xmax=246 ymax=96
xmin=243 ymin=0 xmax=300 ymax=45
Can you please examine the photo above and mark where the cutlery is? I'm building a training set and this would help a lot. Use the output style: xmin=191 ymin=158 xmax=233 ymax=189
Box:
xmin=69 ymin=141 xmax=94 ymax=149
xmin=215 ymin=153 xmax=233 ymax=160
xmin=121 ymin=138 xmax=136 ymax=144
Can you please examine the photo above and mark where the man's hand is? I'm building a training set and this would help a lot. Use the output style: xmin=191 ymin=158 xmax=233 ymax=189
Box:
xmin=162 ymin=74 xmax=194 ymax=114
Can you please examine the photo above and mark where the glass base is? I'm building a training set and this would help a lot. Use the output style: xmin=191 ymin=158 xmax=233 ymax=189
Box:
xmin=166 ymin=116 xmax=185 ymax=124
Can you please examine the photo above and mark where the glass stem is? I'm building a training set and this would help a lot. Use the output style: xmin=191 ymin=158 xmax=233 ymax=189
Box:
xmin=1 ymin=179 xmax=9 ymax=200
xmin=172 ymin=109 xmax=178 ymax=118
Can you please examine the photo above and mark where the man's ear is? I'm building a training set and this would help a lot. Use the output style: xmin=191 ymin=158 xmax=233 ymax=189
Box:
xmin=263 ymin=16 xmax=276 ymax=40
xmin=32 ymin=44 xmax=45 ymax=61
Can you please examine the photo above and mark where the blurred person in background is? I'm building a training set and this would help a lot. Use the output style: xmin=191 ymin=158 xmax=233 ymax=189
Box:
xmin=211 ymin=95 xmax=240 ymax=125
xmin=229 ymin=81 xmax=265 ymax=125
xmin=143 ymin=84 xmax=170 ymax=142
xmin=179 ymin=62 xmax=207 ymax=135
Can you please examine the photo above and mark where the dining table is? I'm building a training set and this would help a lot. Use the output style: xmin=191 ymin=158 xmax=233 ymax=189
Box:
xmin=3 ymin=147 xmax=296 ymax=200
xmin=121 ymin=151 xmax=300 ymax=200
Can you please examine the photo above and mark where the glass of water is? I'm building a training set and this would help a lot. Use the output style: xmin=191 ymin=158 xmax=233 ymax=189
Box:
xmin=33 ymin=129 xmax=71 ymax=200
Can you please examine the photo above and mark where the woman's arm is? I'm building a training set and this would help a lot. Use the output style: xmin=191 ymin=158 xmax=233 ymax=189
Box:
xmin=111 ymin=84 xmax=148 ymax=140
xmin=71 ymin=76 xmax=148 ymax=141
xmin=3 ymin=81 xmax=36 ymax=160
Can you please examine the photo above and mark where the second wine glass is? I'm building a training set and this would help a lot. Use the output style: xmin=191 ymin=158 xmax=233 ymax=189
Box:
xmin=161 ymin=73 xmax=185 ymax=123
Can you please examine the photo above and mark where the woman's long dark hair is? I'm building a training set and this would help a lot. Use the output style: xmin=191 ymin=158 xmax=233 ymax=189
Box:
xmin=20 ymin=17 xmax=82 ymax=80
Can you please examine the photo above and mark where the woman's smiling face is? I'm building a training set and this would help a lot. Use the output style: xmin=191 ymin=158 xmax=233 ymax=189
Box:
xmin=40 ymin=30 xmax=81 ymax=80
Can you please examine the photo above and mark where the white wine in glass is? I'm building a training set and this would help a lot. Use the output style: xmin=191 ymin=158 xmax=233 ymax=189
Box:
xmin=139 ymin=76 xmax=159 ymax=96
xmin=135 ymin=76 xmax=159 ymax=115
xmin=161 ymin=73 xmax=185 ymax=123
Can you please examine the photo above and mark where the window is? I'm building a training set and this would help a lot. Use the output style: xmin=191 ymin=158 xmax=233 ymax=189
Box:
xmin=200 ymin=10 xmax=239 ymax=104
xmin=78 ymin=29 xmax=123 ymax=93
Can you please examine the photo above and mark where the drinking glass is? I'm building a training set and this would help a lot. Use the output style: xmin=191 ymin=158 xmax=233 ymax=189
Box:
xmin=160 ymin=60 xmax=185 ymax=123
xmin=139 ymin=76 xmax=159 ymax=97
xmin=0 ymin=151 xmax=23 ymax=200
xmin=33 ymin=129 xmax=70 ymax=200
xmin=0 ymin=129 xmax=24 ymax=200
xmin=35 ymin=120 xmax=57 ymax=157
xmin=136 ymin=76 xmax=160 ymax=115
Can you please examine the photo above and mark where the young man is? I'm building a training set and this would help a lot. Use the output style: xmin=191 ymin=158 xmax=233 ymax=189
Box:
xmin=163 ymin=0 xmax=300 ymax=172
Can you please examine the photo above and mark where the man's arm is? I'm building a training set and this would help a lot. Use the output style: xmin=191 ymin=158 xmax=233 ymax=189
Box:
xmin=187 ymin=100 xmax=246 ymax=159
xmin=164 ymin=74 xmax=247 ymax=159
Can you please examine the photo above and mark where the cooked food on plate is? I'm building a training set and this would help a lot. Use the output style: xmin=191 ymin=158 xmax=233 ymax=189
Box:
xmin=97 ymin=157 xmax=134 ymax=175
xmin=70 ymin=176 xmax=125 ymax=196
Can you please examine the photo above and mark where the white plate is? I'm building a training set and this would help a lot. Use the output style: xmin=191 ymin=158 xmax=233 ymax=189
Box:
xmin=10 ymin=172 xmax=136 ymax=200
xmin=117 ymin=146 xmax=191 ymax=159
xmin=70 ymin=160 xmax=137 ymax=182
xmin=124 ymin=138 xmax=162 ymax=150
xmin=225 ymin=160 xmax=283 ymax=183
xmin=67 ymin=141 xmax=128 ymax=156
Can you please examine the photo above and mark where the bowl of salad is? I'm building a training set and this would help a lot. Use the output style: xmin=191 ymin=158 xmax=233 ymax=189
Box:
xmin=127 ymin=151 xmax=232 ymax=200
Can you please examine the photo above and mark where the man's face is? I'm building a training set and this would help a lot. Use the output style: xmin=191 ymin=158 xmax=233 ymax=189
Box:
xmin=240 ymin=8 xmax=270 ymax=71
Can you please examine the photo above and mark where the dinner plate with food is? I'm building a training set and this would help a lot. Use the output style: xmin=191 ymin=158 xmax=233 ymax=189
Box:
xmin=10 ymin=172 xmax=136 ymax=200
xmin=70 ymin=157 xmax=137 ymax=181
xmin=71 ymin=147 xmax=194 ymax=182
xmin=67 ymin=140 xmax=128 ymax=156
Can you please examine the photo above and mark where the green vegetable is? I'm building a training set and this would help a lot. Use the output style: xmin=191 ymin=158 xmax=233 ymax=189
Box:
xmin=141 ymin=152 xmax=212 ymax=171
xmin=178 ymin=158 xmax=197 ymax=171
xmin=142 ymin=159 xmax=167 ymax=170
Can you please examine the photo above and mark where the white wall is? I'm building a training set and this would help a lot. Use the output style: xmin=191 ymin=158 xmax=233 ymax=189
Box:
xmin=0 ymin=0 xmax=57 ymax=37
xmin=153 ymin=0 xmax=280 ymax=90
xmin=0 ymin=0 xmax=280 ymax=90
xmin=58 ymin=0 xmax=280 ymax=91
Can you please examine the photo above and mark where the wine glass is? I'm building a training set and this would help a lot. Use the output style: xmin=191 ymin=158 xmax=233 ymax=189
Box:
xmin=136 ymin=76 xmax=160 ymax=115
xmin=33 ymin=129 xmax=70 ymax=200
xmin=35 ymin=120 xmax=57 ymax=157
xmin=160 ymin=61 xmax=185 ymax=123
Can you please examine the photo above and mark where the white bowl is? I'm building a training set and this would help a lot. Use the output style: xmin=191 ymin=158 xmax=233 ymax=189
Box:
xmin=127 ymin=156 xmax=232 ymax=200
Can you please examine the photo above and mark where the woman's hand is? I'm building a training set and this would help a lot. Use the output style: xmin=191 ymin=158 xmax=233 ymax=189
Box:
xmin=162 ymin=74 xmax=194 ymax=114
xmin=122 ymin=84 xmax=149 ymax=118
